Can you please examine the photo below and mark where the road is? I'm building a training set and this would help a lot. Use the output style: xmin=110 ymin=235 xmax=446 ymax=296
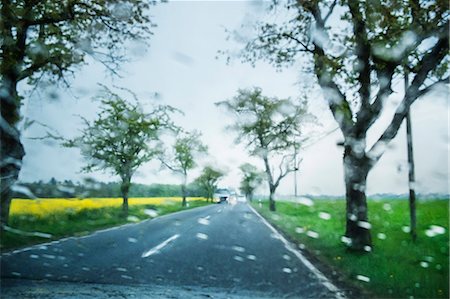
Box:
xmin=1 ymin=202 xmax=344 ymax=298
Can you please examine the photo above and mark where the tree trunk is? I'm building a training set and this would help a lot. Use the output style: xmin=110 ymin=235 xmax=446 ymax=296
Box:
xmin=120 ymin=179 xmax=130 ymax=218
xmin=269 ymin=189 xmax=276 ymax=211
xmin=181 ymin=185 xmax=187 ymax=207
xmin=1 ymin=77 xmax=25 ymax=230
xmin=343 ymin=145 xmax=372 ymax=251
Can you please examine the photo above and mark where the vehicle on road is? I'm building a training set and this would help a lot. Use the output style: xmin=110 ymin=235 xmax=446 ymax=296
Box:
xmin=213 ymin=188 xmax=231 ymax=203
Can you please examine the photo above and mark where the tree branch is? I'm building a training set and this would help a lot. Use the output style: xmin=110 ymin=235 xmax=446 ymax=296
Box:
xmin=367 ymin=34 xmax=449 ymax=163
xmin=323 ymin=0 xmax=337 ymax=24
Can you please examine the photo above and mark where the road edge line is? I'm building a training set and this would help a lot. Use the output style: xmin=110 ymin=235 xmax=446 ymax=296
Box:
xmin=248 ymin=203 xmax=347 ymax=299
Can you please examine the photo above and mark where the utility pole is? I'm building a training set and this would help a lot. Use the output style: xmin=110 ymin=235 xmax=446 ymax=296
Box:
xmin=294 ymin=142 xmax=298 ymax=197
xmin=405 ymin=70 xmax=417 ymax=241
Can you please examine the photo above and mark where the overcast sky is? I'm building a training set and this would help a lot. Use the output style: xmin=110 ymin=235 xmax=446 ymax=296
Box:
xmin=19 ymin=1 xmax=449 ymax=196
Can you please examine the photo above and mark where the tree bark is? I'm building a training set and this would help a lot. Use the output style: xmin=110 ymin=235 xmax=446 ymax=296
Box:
xmin=120 ymin=178 xmax=130 ymax=218
xmin=343 ymin=144 xmax=371 ymax=251
xmin=0 ymin=78 xmax=25 ymax=230
xmin=181 ymin=178 xmax=187 ymax=207
xmin=269 ymin=189 xmax=276 ymax=211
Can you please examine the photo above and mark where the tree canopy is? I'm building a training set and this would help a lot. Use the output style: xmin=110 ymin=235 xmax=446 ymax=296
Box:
xmin=217 ymin=87 xmax=312 ymax=211
xmin=161 ymin=130 xmax=208 ymax=206
xmin=1 ymin=0 xmax=159 ymax=226
xmin=66 ymin=87 xmax=177 ymax=215
xmin=239 ymin=163 xmax=264 ymax=202
xmin=194 ymin=166 xmax=224 ymax=201
xmin=238 ymin=0 xmax=449 ymax=251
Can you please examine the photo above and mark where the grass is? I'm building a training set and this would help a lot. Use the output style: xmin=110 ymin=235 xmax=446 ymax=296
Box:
xmin=1 ymin=197 xmax=210 ymax=251
xmin=253 ymin=198 xmax=449 ymax=299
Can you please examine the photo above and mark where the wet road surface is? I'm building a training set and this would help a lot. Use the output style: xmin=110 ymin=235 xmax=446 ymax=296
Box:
xmin=1 ymin=202 xmax=343 ymax=298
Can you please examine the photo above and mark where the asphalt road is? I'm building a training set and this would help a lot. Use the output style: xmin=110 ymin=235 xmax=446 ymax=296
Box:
xmin=1 ymin=202 xmax=344 ymax=298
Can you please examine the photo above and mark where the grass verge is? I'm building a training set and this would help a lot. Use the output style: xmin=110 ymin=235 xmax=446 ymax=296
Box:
xmin=1 ymin=199 xmax=210 ymax=251
xmin=252 ymin=198 xmax=449 ymax=299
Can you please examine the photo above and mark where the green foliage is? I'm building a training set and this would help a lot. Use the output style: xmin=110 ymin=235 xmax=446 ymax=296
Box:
xmin=1 ymin=200 xmax=210 ymax=250
xmin=1 ymin=0 xmax=157 ymax=86
xmin=194 ymin=166 xmax=224 ymax=200
xmin=217 ymin=87 xmax=312 ymax=205
xmin=254 ymin=198 xmax=449 ymax=299
xmin=217 ymin=87 xmax=310 ymax=156
xmin=66 ymin=87 xmax=177 ymax=184
xmin=12 ymin=179 xmax=207 ymax=198
xmin=239 ymin=163 xmax=264 ymax=200
xmin=161 ymin=130 xmax=207 ymax=177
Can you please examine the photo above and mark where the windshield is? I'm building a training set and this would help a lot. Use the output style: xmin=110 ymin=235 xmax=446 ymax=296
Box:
xmin=1 ymin=1 xmax=448 ymax=299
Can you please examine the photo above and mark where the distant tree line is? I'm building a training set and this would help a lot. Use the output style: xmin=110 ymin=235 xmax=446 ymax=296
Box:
xmin=12 ymin=178 xmax=207 ymax=199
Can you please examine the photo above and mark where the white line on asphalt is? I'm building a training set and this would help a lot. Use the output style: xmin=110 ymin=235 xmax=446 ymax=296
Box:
xmin=247 ymin=204 xmax=347 ymax=299
xmin=141 ymin=234 xmax=180 ymax=258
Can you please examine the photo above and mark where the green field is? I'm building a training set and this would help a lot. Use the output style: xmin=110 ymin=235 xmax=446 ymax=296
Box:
xmin=253 ymin=198 xmax=449 ymax=299
xmin=1 ymin=200 xmax=210 ymax=251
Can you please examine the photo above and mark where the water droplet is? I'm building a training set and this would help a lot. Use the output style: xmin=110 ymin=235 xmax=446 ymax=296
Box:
xmin=382 ymin=203 xmax=392 ymax=211
xmin=29 ymin=254 xmax=39 ymax=259
xmin=196 ymin=233 xmax=208 ymax=240
xmin=295 ymin=227 xmax=305 ymax=234
xmin=357 ymin=221 xmax=371 ymax=230
xmin=282 ymin=267 xmax=292 ymax=274
xmin=341 ymin=236 xmax=352 ymax=245
xmin=306 ymin=231 xmax=319 ymax=239
xmin=318 ymin=212 xmax=331 ymax=220
xmin=82 ymin=267 xmax=90 ymax=271
xmin=247 ymin=254 xmax=256 ymax=260
xmin=116 ymin=267 xmax=127 ymax=272
xmin=356 ymin=275 xmax=370 ymax=282
xmin=144 ymin=209 xmax=158 ymax=218
xmin=420 ymin=261 xmax=429 ymax=268
xmin=128 ymin=237 xmax=138 ymax=243
xmin=377 ymin=233 xmax=387 ymax=240
xmin=233 ymin=255 xmax=244 ymax=262
xmin=402 ymin=226 xmax=411 ymax=233
xmin=11 ymin=272 xmax=21 ymax=277
xmin=198 ymin=218 xmax=210 ymax=225
xmin=127 ymin=216 xmax=140 ymax=222
xmin=42 ymin=254 xmax=55 ymax=259
xmin=283 ymin=254 xmax=291 ymax=261
xmin=121 ymin=275 xmax=133 ymax=280
xmin=363 ymin=246 xmax=372 ymax=252
xmin=295 ymin=197 xmax=314 ymax=207
xmin=232 ymin=246 xmax=245 ymax=253
xmin=425 ymin=225 xmax=446 ymax=237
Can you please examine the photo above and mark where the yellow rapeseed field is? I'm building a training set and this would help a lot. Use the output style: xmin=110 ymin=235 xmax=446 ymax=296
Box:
xmin=10 ymin=197 xmax=204 ymax=217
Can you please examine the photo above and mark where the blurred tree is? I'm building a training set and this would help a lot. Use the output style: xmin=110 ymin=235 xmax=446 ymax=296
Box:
xmin=238 ymin=0 xmax=449 ymax=251
xmin=160 ymin=130 xmax=208 ymax=207
xmin=239 ymin=163 xmax=264 ymax=202
xmin=217 ymin=88 xmax=311 ymax=211
xmin=1 ymin=0 xmax=158 ymax=227
xmin=194 ymin=166 xmax=224 ymax=202
xmin=65 ymin=87 xmax=176 ymax=217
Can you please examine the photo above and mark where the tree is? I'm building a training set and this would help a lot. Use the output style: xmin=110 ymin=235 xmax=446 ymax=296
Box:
xmin=1 ymin=0 xmax=157 ymax=227
xmin=194 ymin=166 xmax=224 ymax=202
xmin=160 ymin=130 xmax=208 ymax=207
xmin=239 ymin=163 xmax=264 ymax=202
xmin=217 ymin=88 xmax=311 ymax=211
xmin=66 ymin=87 xmax=176 ymax=217
xmin=240 ymin=0 xmax=449 ymax=250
